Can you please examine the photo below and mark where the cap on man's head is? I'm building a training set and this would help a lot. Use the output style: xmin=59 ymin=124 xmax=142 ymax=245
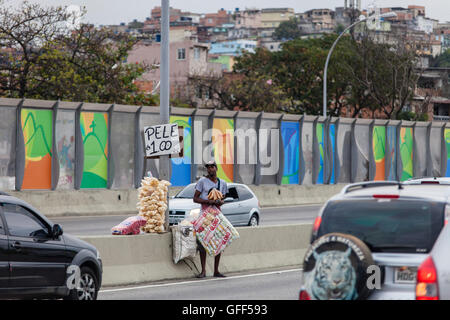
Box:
xmin=205 ymin=160 xmax=217 ymax=168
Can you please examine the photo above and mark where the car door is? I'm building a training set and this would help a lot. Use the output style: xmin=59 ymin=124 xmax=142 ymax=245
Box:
xmin=0 ymin=209 xmax=9 ymax=289
xmin=221 ymin=185 xmax=240 ymax=225
xmin=235 ymin=185 xmax=255 ymax=225
xmin=2 ymin=203 xmax=68 ymax=289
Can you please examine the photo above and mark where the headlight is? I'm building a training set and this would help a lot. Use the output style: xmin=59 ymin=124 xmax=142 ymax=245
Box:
xmin=189 ymin=208 xmax=200 ymax=217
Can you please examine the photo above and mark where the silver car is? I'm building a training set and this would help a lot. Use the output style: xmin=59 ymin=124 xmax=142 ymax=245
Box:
xmin=169 ymin=183 xmax=261 ymax=227
xmin=308 ymin=181 xmax=448 ymax=300
xmin=416 ymin=223 xmax=450 ymax=300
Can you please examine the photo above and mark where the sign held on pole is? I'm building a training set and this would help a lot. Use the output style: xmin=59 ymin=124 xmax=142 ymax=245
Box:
xmin=144 ymin=123 xmax=181 ymax=158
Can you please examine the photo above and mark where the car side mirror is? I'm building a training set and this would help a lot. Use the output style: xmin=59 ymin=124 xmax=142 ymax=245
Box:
xmin=52 ymin=224 xmax=63 ymax=238
xmin=224 ymin=197 xmax=234 ymax=203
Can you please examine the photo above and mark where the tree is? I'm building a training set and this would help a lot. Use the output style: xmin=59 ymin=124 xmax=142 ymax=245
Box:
xmin=0 ymin=1 xmax=71 ymax=98
xmin=431 ymin=49 xmax=450 ymax=68
xmin=273 ymin=17 xmax=302 ymax=40
xmin=0 ymin=1 xmax=154 ymax=105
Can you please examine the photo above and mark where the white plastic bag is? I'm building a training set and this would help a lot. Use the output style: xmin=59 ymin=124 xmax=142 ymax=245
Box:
xmin=172 ymin=225 xmax=197 ymax=264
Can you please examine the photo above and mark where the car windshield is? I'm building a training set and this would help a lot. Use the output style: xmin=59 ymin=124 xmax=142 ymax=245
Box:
xmin=318 ymin=199 xmax=445 ymax=253
xmin=174 ymin=185 xmax=195 ymax=198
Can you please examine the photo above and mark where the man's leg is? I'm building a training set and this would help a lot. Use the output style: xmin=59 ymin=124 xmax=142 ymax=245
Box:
xmin=197 ymin=243 xmax=206 ymax=278
xmin=214 ymin=253 xmax=225 ymax=277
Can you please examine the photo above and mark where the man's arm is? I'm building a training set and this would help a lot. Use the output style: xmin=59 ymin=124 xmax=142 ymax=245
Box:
xmin=193 ymin=190 xmax=214 ymax=206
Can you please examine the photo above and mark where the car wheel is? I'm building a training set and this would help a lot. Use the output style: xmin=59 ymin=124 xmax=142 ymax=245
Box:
xmin=302 ymin=233 xmax=374 ymax=300
xmin=248 ymin=214 xmax=259 ymax=227
xmin=65 ymin=266 xmax=99 ymax=301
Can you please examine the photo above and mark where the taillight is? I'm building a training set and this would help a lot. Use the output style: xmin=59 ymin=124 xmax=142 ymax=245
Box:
xmin=445 ymin=205 xmax=450 ymax=225
xmin=313 ymin=216 xmax=322 ymax=233
xmin=416 ymin=256 xmax=439 ymax=300
xmin=373 ymin=194 xmax=399 ymax=199
xmin=299 ymin=290 xmax=311 ymax=300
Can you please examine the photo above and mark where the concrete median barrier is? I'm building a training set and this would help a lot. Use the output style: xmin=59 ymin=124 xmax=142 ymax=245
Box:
xmin=80 ymin=223 xmax=313 ymax=287
xmin=6 ymin=184 xmax=344 ymax=218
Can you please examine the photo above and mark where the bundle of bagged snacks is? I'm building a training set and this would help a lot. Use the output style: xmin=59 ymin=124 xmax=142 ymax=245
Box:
xmin=137 ymin=177 xmax=171 ymax=233
xmin=193 ymin=206 xmax=239 ymax=256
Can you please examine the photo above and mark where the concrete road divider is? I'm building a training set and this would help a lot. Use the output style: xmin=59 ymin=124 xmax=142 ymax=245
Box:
xmin=6 ymin=184 xmax=344 ymax=218
xmin=80 ymin=223 xmax=313 ymax=287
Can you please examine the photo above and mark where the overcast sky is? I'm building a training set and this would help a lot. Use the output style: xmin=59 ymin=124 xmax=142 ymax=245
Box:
xmin=5 ymin=0 xmax=450 ymax=25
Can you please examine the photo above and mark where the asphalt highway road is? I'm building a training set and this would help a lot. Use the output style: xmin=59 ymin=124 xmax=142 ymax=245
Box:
xmin=51 ymin=204 xmax=321 ymax=236
xmin=98 ymin=267 xmax=303 ymax=300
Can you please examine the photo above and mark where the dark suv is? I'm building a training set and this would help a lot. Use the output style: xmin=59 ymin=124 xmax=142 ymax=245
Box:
xmin=0 ymin=192 xmax=102 ymax=300
xmin=309 ymin=181 xmax=448 ymax=299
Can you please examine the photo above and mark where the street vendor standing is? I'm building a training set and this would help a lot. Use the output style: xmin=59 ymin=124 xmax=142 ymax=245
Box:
xmin=193 ymin=160 xmax=228 ymax=278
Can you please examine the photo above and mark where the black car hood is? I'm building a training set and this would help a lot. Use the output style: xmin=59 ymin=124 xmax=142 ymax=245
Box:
xmin=62 ymin=233 xmax=97 ymax=254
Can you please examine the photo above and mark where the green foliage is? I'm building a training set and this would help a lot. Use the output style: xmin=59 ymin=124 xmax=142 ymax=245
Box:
xmin=273 ymin=17 xmax=302 ymax=40
xmin=230 ymin=31 xmax=420 ymax=119
xmin=431 ymin=49 xmax=450 ymax=68
xmin=0 ymin=1 xmax=156 ymax=105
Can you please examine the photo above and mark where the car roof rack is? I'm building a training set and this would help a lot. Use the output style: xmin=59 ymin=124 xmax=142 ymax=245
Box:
xmin=342 ymin=181 xmax=402 ymax=194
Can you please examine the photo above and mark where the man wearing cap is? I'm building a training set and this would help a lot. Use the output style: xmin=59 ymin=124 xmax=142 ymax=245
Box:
xmin=193 ymin=160 xmax=228 ymax=278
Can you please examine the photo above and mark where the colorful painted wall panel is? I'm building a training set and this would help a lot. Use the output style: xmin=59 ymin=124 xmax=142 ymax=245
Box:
xmin=170 ymin=116 xmax=192 ymax=186
xmin=445 ymin=128 xmax=450 ymax=177
xmin=281 ymin=121 xmax=299 ymax=184
xmin=387 ymin=126 xmax=397 ymax=181
xmin=0 ymin=107 xmax=16 ymax=190
xmin=21 ymin=108 xmax=53 ymax=190
xmin=316 ymin=123 xmax=324 ymax=184
xmin=56 ymin=111 xmax=75 ymax=189
xmin=329 ymin=124 xmax=336 ymax=184
xmin=400 ymin=127 xmax=413 ymax=181
xmin=212 ymin=118 xmax=234 ymax=182
xmin=80 ymin=112 xmax=108 ymax=188
xmin=373 ymin=126 xmax=386 ymax=181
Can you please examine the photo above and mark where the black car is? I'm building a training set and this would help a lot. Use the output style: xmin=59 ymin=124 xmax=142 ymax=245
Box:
xmin=0 ymin=192 xmax=102 ymax=300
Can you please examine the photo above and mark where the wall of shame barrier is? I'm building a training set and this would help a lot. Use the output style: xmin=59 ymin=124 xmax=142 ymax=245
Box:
xmin=0 ymin=97 xmax=449 ymax=191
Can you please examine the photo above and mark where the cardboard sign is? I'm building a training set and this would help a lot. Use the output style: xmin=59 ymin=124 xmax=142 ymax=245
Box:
xmin=144 ymin=123 xmax=181 ymax=157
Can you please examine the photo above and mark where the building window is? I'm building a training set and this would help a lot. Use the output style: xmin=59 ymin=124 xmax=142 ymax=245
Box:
xmin=194 ymin=47 xmax=200 ymax=60
xmin=196 ymin=86 xmax=202 ymax=99
xmin=177 ymin=48 xmax=186 ymax=60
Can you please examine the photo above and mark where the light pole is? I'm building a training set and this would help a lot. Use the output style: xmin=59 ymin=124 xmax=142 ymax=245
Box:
xmin=322 ymin=12 xmax=397 ymax=116
xmin=160 ymin=0 xmax=170 ymax=229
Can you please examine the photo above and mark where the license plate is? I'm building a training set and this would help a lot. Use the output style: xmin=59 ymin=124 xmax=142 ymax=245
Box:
xmin=394 ymin=267 xmax=417 ymax=284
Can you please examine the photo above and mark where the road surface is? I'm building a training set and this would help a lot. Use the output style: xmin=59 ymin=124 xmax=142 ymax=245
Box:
xmin=51 ymin=204 xmax=321 ymax=236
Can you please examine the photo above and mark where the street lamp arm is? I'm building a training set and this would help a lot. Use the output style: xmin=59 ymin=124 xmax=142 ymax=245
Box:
xmin=323 ymin=19 xmax=365 ymax=117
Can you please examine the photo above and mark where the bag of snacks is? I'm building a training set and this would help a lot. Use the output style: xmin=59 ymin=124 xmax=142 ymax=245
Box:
xmin=111 ymin=216 xmax=147 ymax=235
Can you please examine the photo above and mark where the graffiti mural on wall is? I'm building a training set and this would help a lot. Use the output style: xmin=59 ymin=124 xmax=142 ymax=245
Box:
xmin=170 ymin=116 xmax=192 ymax=186
xmin=400 ymin=127 xmax=414 ymax=181
xmin=281 ymin=121 xmax=299 ymax=184
xmin=56 ymin=112 xmax=75 ymax=189
xmin=329 ymin=124 xmax=336 ymax=184
xmin=21 ymin=109 xmax=53 ymax=190
xmin=212 ymin=118 xmax=234 ymax=182
xmin=387 ymin=127 xmax=397 ymax=181
xmin=316 ymin=123 xmax=324 ymax=184
xmin=80 ymin=112 xmax=108 ymax=188
xmin=373 ymin=126 xmax=386 ymax=181
xmin=445 ymin=128 xmax=450 ymax=177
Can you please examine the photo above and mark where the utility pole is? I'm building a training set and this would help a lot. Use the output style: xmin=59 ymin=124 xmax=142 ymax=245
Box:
xmin=160 ymin=0 xmax=170 ymax=230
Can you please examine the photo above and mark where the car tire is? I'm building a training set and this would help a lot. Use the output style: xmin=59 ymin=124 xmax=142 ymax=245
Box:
xmin=302 ymin=233 xmax=375 ymax=300
xmin=248 ymin=214 xmax=259 ymax=227
xmin=64 ymin=266 xmax=99 ymax=301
